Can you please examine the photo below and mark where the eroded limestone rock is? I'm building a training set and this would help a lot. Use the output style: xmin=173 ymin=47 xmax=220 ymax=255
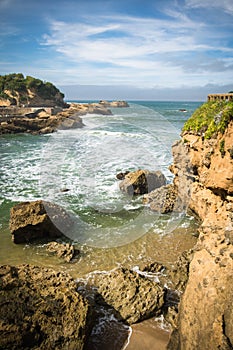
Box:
xmin=10 ymin=200 xmax=73 ymax=244
xmin=46 ymin=241 xmax=79 ymax=262
xmin=0 ymin=264 xmax=92 ymax=350
xmin=95 ymin=267 xmax=164 ymax=325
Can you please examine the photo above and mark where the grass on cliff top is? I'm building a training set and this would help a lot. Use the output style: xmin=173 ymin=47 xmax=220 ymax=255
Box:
xmin=182 ymin=101 xmax=233 ymax=139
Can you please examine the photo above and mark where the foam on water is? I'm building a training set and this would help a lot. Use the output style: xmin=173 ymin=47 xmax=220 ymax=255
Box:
xmin=0 ymin=102 xmax=200 ymax=247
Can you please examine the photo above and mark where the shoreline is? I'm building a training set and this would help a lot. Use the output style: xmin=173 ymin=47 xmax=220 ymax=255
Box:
xmin=0 ymin=100 xmax=129 ymax=135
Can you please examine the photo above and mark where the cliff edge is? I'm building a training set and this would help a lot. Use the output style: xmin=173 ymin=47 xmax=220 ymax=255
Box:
xmin=168 ymin=101 xmax=233 ymax=349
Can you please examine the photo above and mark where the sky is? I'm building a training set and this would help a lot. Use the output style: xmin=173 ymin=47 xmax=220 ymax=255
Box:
xmin=0 ymin=0 xmax=233 ymax=100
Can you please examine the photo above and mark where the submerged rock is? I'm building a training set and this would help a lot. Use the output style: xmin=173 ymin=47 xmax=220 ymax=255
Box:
xmin=119 ymin=169 xmax=166 ymax=195
xmin=96 ymin=267 xmax=164 ymax=325
xmin=10 ymin=200 xmax=73 ymax=244
xmin=46 ymin=241 xmax=79 ymax=262
xmin=0 ymin=264 xmax=92 ymax=350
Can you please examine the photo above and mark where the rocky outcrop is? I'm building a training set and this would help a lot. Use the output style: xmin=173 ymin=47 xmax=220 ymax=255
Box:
xmin=0 ymin=264 xmax=92 ymax=350
xmin=99 ymin=100 xmax=129 ymax=107
xmin=167 ymin=102 xmax=233 ymax=349
xmin=0 ymin=73 xmax=67 ymax=108
xmin=143 ymin=183 xmax=180 ymax=213
xmin=0 ymin=102 xmax=113 ymax=135
xmin=95 ymin=267 xmax=164 ymax=325
xmin=10 ymin=200 xmax=73 ymax=244
xmin=46 ymin=241 xmax=79 ymax=262
xmin=119 ymin=169 xmax=167 ymax=195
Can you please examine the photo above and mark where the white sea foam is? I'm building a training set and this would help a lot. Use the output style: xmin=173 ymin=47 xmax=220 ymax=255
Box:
xmin=0 ymin=102 xmax=198 ymax=247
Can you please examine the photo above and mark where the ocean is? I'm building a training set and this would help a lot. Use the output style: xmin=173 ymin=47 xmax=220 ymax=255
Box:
xmin=0 ymin=100 xmax=201 ymax=349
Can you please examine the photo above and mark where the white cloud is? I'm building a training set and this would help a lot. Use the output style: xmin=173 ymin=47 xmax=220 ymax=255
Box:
xmin=185 ymin=0 xmax=233 ymax=15
xmin=40 ymin=9 xmax=233 ymax=88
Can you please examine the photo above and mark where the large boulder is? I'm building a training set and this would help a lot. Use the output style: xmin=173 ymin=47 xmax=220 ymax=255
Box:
xmin=10 ymin=200 xmax=73 ymax=244
xmin=96 ymin=267 xmax=164 ymax=325
xmin=0 ymin=264 xmax=92 ymax=350
xmin=119 ymin=169 xmax=166 ymax=195
xmin=143 ymin=183 xmax=179 ymax=213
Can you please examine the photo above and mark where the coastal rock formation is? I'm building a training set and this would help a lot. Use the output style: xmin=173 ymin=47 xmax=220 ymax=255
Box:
xmin=99 ymin=100 xmax=129 ymax=107
xmin=0 ymin=264 xmax=92 ymax=350
xmin=46 ymin=241 xmax=79 ymax=262
xmin=168 ymin=101 xmax=233 ymax=349
xmin=10 ymin=200 xmax=73 ymax=244
xmin=119 ymin=169 xmax=166 ymax=195
xmin=96 ymin=267 xmax=164 ymax=325
xmin=0 ymin=102 xmax=113 ymax=135
xmin=143 ymin=183 xmax=179 ymax=213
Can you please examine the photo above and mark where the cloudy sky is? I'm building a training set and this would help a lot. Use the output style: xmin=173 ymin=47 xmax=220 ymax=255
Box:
xmin=1 ymin=0 xmax=233 ymax=100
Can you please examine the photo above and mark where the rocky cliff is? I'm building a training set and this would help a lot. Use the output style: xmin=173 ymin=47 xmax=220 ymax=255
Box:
xmin=168 ymin=101 xmax=233 ymax=349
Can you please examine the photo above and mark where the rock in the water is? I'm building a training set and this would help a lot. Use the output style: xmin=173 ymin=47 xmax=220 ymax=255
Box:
xmin=0 ymin=264 xmax=92 ymax=350
xmin=116 ymin=171 xmax=130 ymax=180
xmin=143 ymin=184 xmax=180 ymax=213
xmin=96 ymin=267 xmax=164 ymax=325
xmin=10 ymin=200 xmax=73 ymax=244
xmin=99 ymin=100 xmax=129 ymax=108
xmin=46 ymin=241 xmax=79 ymax=262
xmin=119 ymin=169 xmax=166 ymax=195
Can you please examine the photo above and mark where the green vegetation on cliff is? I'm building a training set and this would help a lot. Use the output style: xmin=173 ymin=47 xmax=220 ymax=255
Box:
xmin=0 ymin=73 xmax=64 ymax=105
xmin=183 ymin=101 xmax=233 ymax=139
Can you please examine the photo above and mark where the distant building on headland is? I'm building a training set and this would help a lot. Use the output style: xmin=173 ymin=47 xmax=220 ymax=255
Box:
xmin=208 ymin=93 xmax=233 ymax=102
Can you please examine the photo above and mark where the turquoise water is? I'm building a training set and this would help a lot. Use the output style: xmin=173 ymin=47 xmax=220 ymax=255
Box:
xmin=0 ymin=101 xmax=201 ymax=265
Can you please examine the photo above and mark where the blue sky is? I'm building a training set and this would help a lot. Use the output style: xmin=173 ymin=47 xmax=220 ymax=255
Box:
xmin=0 ymin=0 xmax=233 ymax=100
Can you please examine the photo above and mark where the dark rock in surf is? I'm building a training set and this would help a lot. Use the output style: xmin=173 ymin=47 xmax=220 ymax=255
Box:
xmin=10 ymin=200 xmax=73 ymax=244
xmin=119 ymin=169 xmax=166 ymax=195
xmin=116 ymin=171 xmax=130 ymax=180
xmin=0 ymin=264 xmax=92 ymax=350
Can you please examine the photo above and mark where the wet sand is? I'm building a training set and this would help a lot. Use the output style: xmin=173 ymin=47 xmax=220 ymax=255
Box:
xmin=126 ymin=319 xmax=170 ymax=350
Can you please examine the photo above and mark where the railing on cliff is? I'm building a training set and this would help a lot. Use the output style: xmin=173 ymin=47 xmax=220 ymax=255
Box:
xmin=207 ymin=93 xmax=233 ymax=102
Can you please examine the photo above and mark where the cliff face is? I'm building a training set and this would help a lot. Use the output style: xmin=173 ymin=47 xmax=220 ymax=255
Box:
xmin=168 ymin=102 xmax=233 ymax=350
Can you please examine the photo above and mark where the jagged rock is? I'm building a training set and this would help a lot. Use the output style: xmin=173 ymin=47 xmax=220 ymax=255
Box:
xmin=140 ymin=261 xmax=165 ymax=273
xmin=46 ymin=241 xmax=79 ymax=262
xmin=59 ymin=117 xmax=84 ymax=130
xmin=143 ymin=183 xmax=180 ymax=213
xmin=10 ymin=200 xmax=73 ymax=244
xmin=0 ymin=264 xmax=92 ymax=350
xmin=0 ymin=101 xmax=112 ymax=135
xmin=119 ymin=169 xmax=166 ymax=195
xmin=96 ymin=267 xmax=164 ymax=325
xmin=167 ymin=249 xmax=194 ymax=293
